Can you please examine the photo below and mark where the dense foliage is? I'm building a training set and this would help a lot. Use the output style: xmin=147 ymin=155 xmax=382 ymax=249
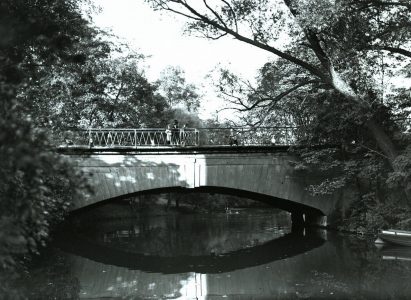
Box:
xmin=0 ymin=0 xmax=97 ymax=296
xmin=19 ymin=51 xmax=177 ymax=130
xmin=157 ymin=66 xmax=201 ymax=112
xmin=146 ymin=0 xmax=411 ymax=231
xmin=0 ymin=1 xmax=203 ymax=298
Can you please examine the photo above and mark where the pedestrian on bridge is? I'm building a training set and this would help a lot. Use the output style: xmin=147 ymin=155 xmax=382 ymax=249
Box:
xmin=165 ymin=124 xmax=172 ymax=145
xmin=229 ymin=128 xmax=238 ymax=146
xmin=172 ymin=119 xmax=179 ymax=145
xmin=180 ymin=123 xmax=188 ymax=147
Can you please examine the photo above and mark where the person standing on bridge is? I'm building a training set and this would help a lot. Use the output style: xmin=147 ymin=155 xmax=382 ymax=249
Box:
xmin=165 ymin=124 xmax=172 ymax=145
xmin=180 ymin=123 xmax=188 ymax=147
xmin=229 ymin=128 xmax=238 ymax=146
xmin=172 ymin=119 xmax=179 ymax=145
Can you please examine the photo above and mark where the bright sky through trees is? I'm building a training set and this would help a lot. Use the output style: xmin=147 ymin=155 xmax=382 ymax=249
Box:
xmin=91 ymin=0 xmax=272 ymax=119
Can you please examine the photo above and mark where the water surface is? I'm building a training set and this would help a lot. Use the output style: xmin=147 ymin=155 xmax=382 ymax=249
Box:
xmin=18 ymin=208 xmax=411 ymax=299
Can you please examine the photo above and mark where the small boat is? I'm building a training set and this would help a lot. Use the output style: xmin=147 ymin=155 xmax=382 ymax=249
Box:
xmin=378 ymin=229 xmax=411 ymax=246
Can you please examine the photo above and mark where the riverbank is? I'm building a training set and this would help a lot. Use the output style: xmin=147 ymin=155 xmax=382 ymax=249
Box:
xmin=331 ymin=198 xmax=411 ymax=235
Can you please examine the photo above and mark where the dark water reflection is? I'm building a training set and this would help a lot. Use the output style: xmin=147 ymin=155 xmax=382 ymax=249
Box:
xmin=18 ymin=208 xmax=411 ymax=299
xmin=70 ymin=209 xmax=293 ymax=257
xmin=56 ymin=211 xmax=323 ymax=274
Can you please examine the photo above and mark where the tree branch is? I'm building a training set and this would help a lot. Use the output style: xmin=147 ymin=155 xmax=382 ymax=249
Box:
xmin=375 ymin=46 xmax=411 ymax=58
xmin=166 ymin=0 xmax=327 ymax=80
xmin=283 ymin=0 xmax=331 ymax=73
xmin=220 ymin=0 xmax=238 ymax=32
xmin=237 ymin=80 xmax=318 ymax=112
xmin=154 ymin=1 xmax=203 ymax=22
xmin=203 ymin=0 xmax=228 ymax=29
xmin=357 ymin=0 xmax=411 ymax=9
xmin=201 ymin=31 xmax=228 ymax=40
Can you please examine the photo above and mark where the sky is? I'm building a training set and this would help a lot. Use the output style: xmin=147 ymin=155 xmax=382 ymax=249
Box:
xmin=91 ymin=0 xmax=273 ymax=119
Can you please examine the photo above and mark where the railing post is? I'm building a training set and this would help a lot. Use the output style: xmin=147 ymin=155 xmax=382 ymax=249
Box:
xmin=195 ymin=129 xmax=199 ymax=146
xmin=285 ymin=127 xmax=288 ymax=145
xmin=134 ymin=129 xmax=137 ymax=149
xmin=241 ymin=128 xmax=244 ymax=146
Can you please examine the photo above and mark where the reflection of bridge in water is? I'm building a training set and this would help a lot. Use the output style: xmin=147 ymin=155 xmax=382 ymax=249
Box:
xmin=52 ymin=229 xmax=411 ymax=299
xmin=59 ymin=127 xmax=343 ymax=227
xmin=56 ymin=226 xmax=325 ymax=274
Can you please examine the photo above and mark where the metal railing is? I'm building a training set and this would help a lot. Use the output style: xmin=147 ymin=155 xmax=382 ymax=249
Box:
xmin=80 ymin=128 xmax=199 ymax=147
xmin=198 ymin=127 xmax=301 ymax=146
xmin=61 ymin=127 xmax=302 ymax=148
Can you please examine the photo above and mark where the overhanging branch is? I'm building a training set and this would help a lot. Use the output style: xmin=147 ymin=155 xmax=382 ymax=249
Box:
xmin=156 ymin=0 xmax=327 ymax=81
xmin=375 ymin=46 xmax=411 ymax=58
xmin=237 ymin=80 xmax=318 ymax=112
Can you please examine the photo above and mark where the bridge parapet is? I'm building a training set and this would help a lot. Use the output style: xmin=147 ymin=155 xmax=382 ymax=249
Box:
xmin=62 ymin=126 xmax=304 ymax=148
xmin=63 ymin=128 xmax=199 ymax=148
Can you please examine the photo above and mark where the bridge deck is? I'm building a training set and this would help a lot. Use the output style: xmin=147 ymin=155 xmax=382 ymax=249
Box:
xmin=56 ymin=144 xmax=325 ymax=155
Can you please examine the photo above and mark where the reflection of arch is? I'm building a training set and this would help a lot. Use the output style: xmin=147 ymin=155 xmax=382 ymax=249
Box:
xmin=55 ymin=229 xmax=325 ymax=274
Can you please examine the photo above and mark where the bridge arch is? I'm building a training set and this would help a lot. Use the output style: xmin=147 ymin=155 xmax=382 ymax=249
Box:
xmin=62 ymin=149 xmax=339 ymax=226
xmin=70 ymin=186 xmax=325 ymax=227
xmin=73 ymin=186 xmax=323 ymax=214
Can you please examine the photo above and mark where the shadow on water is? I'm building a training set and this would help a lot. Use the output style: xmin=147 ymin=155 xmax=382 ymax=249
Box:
xmin=54 ymin=226 xmax=325 ymax=274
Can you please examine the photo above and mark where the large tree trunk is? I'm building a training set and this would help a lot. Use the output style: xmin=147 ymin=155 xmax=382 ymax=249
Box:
xmin=330 ymin=67 xmax=411 ymax=202
xmin=365 ymin=119 xmax=398 ymax=165
xmin=359 ymin=118 xmax=409 ymax=209
xmin=367 ymin=119 xmax=411 ymax=203
xmin=330 ymin=66 xmax=396 ymax=160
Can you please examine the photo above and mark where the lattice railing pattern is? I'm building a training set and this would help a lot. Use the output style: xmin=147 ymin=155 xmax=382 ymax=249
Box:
xmin=76 ymin=128 xmax=199 ymax=147
xmin=63 ymin=127 xmax=302 ymax=147
xmin=199 ymin=127 xmax=302 ymax=146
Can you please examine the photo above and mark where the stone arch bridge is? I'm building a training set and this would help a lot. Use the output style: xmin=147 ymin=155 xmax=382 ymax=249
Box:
xmin=59 ymin=146 xmax=343 ymax=227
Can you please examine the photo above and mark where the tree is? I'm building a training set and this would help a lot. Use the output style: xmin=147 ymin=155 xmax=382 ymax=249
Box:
xmin=21 ymin=52 xmax=172 ymax=130
xmin=157 ymin=66 xmax=201 ymax=112
xmin=0 ymin=0 xmax=101 ymax=295
xmin=15 ymin=29 xmax=113 ymax=130
xmin=213 ymin=52 xmax=411 ymax=229
xmin=145 ymin=0 xmax=411 ymax=199
xmin=211 ymin=41 xmax=410 ymax=231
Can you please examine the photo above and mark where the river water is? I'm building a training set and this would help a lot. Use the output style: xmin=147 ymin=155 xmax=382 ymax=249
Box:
xmin=16 ymin=206 xmax=411 ymax=299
